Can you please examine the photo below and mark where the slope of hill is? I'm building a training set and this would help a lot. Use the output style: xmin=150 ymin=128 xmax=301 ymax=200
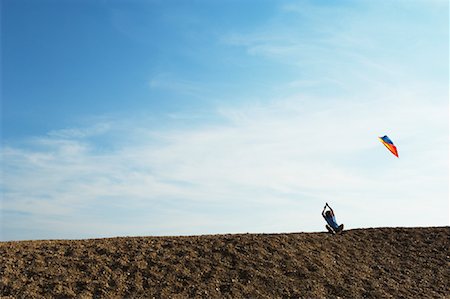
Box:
xmin=1 ymin=227 xmax=449 ymax=298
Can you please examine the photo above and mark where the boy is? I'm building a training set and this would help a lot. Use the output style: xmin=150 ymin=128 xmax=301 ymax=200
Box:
xmin=322 ymin=203 xmax=344 ymax=234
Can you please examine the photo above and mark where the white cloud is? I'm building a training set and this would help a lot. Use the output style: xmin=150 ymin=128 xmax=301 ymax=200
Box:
xmin=47 ymin=123 xmax=111 ymax=139
xmin=1 ymin=86 xmax=448 ymax=240
xmin=149 ymin=73 xmax=209 ymax=97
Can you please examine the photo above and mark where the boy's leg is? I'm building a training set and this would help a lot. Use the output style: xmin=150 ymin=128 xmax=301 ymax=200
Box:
xmin=326 ymin=225 xmax=335 ymax=234
xmin=336 ymin=224 xmax=344 ymax=233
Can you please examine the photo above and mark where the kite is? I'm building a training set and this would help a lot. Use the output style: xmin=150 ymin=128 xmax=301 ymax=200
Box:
xmin=379 ymin=135 xmax=399 ymax=158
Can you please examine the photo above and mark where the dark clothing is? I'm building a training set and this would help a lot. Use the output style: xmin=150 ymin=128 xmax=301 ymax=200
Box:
xmin=324 ymin=214 xmax=339 ymax=230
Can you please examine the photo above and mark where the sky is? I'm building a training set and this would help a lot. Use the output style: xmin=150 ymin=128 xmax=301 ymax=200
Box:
xmin=1 ymin=0 xmax=448 ymax=241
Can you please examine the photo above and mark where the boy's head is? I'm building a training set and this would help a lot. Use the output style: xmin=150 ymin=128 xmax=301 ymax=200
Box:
xmin=325 ymin=211 xmax=331 ymax=217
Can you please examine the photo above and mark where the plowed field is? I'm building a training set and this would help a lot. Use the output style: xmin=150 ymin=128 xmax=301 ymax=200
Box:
xmin=1 ymin=227 xmax=449 ymax=298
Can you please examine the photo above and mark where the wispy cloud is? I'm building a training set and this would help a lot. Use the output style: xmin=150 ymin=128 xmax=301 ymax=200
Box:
xmin=149 ymin=73 xmax=207 ymax=96
xmin=47 ymin=123 xmax=111 ymax=139
xmin=2 ymin=85 xmax=447 ymax=240
xmin=223 ymin=0 xmax=447 ymax=94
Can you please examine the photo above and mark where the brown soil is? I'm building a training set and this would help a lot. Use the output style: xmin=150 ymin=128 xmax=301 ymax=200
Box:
xmin=1 ymin=227 xmax=449 ymax=298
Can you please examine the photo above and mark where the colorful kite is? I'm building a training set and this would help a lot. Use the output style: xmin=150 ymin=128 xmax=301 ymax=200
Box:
xmin=379 ymin=135 xmax=398 ymax=158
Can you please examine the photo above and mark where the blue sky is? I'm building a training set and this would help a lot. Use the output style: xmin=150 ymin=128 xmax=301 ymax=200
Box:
xmin=1 ymin=0 xmax=448 ymax=241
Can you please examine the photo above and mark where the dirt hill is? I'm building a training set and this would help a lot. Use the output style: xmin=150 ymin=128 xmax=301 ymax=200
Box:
xmin=1 ymin=227 xmax=449 ymax=298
